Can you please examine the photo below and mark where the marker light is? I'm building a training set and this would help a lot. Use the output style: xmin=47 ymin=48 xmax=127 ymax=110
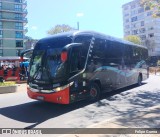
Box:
xmin=61 ymin=51 xmax=68 ymax=62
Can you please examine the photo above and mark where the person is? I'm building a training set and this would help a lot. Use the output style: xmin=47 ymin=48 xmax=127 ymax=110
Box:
xmin=25 ymin=66 xmax=28 ymax=77
xmin=3 ymin=65 xmax=8 ymax=76
xmin=12 ymin=64 xmax=16 ymax=76
xmin=20 ymin=64 xmax=26 ymax=80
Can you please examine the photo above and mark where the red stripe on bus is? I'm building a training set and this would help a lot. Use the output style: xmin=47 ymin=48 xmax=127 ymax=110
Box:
xmin=27 ymin=87 xmax=70 ymax=104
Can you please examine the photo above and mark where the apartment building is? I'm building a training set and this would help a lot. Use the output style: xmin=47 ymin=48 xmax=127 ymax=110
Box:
xmin=0 ymin=0 xmax=27 ymax=56
xmin=122 ymin=0 xmax=160 ymax=57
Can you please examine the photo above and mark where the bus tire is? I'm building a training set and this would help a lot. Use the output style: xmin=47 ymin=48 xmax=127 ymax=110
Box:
xmin=89 ymin=83 xmax=100 ymax=102
xmin=137 ymin=74 xmax=142 ymax=86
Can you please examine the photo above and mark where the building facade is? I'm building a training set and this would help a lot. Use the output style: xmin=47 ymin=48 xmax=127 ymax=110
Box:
xmin=0 ymin=0 xmax=27 ymax=56
xmin=122 ymin=0 xmax=160 ymax=57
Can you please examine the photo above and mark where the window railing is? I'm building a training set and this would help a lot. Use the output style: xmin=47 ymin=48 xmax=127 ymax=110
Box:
xmin=0 ymin=8 xmax=28 ymax=14
xmin=0 ymin=17 xmax=28 ymax=22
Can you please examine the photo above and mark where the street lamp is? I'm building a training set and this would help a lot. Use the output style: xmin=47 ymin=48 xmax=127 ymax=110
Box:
xmin=76 ymin=12 xmax=84 ymax=30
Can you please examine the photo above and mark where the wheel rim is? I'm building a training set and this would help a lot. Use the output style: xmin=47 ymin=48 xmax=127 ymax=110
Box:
xmin=90 ymin=88 xmax=97 ymax=98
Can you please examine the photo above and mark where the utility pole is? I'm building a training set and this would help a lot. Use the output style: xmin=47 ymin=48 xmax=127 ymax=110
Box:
xmin=77 ymin=22 xmax=79 ymax=30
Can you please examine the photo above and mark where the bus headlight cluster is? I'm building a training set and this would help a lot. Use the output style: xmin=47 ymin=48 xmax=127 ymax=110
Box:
xmin=53 ymin=82 xmax=74 ymax=92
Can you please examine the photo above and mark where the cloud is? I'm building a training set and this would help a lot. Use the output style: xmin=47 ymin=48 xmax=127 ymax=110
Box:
xmin=76 ymin=13 xmax=84 ymax=17
xmin=31 ymin=26 xmax=38 ymax=30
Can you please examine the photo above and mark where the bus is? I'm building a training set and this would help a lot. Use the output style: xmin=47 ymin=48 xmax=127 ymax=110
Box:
xmin=0 ymin=56 xmax=29 ymax=81
xmin=27 ymin=31 xmax=149 ymax=104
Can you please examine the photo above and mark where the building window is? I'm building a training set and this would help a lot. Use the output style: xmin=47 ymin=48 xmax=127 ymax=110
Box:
xmin=15 ymin=4 xmax=22 ymax=11
xmin=15 ymin=22 xmax=23 ymax=29
xmin=149 ymin=33 xmax=154 ymax=38
xmin=132 ymin=30 xmax=138 ymax=35
xmin=131 ymin=23 xmax=137 ymax=28
xmin=125 ymin=25 xmax=130 ymax=29
xmin=131 ymin=16 xmax=137 ymax=22
xmin=125 ymin=19 xmax=129 ymax=23
xmin=15 ymin=0 xmax=22 ymax=3
xmin=0 ymin=30 xmax=2 ymax=38
xmin=0 ymin=49 xmax=3 ymax=56
xmin=124 ymin=13 xmax=129 ymax=17
xmin=16 ymin=40 xmax=23 ymax=47
xmin=16 ymin=31 xmax=23 ymax=38
xmin=138 ymin=14 xmax=144 ymax=20
xmin=148 ymin=27 xmax=154 ymax=30
xmin=0 ymin=2 xmax=2 ymax=8
xmin=131 ymin=10 xmax=137 ymax=16
xmin=138 ymin=8 xmax=144 ymax=13
xmin=15 ymin=13 xmax=22 ymax=20
xmin=147 ymin=11 xmax=152 ymax=16
xmin=124 ymin=6 xmax=128 ymax=10
xmin=0 ymin=22 xmax=2 ymax=28
xmin=125 ymin=31 xmax=130 ymax=35
xmin=0 ymin=40 xmax=2 ymax=47
xmin=140 ymin=35 xmax=146 ymax=40
xmin=131 ymin=4 xmax=136 ymax=9
xmin=141 ymin=21 xmax=144 ymax=26
xmin=139 ymin=28 xmax=145 ymax=33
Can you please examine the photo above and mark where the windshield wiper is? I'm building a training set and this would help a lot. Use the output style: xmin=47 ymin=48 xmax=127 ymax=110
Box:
xmin=33 ymin=65 xmax=42 ymax=79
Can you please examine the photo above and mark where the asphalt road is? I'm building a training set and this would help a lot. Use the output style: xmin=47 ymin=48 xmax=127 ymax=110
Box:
xmin=0 ymin=75 xmax=160 ymax=134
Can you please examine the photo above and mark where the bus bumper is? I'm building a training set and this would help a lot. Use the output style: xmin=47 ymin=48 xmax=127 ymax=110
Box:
xmin=27 ymin=87 xmax=70 ymax=104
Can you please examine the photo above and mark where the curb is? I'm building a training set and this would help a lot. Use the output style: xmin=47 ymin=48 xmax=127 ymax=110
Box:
xmin=0 ymin=85 xmax=17 ymax=94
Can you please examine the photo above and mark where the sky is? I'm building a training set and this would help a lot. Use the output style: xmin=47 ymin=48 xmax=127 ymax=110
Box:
xmin=27 ymin=0 xmax=132 ymax=40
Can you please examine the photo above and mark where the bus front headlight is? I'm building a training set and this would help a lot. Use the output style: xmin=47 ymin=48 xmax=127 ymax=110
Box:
xmin=53 ymin=82 xmax=74 ymax=92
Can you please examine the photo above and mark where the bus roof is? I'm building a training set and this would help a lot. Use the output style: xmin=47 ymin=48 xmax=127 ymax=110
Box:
xmin=37 ymin=30 xmax=147 ymax=49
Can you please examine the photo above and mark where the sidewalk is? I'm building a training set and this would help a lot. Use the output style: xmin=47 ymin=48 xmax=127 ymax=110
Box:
xmin=61 ymin=105 xmax=160 ymax=137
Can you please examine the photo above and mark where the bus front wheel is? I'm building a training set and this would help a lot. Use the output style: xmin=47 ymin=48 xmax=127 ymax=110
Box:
xmin=89 ymin=83 xmax=100 ymax=102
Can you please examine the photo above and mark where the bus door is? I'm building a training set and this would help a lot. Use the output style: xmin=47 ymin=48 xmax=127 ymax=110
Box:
xmin=68 ymin=44 xmax=88 ymax=101
xmin=67 ymin=35 xmax=93 ymax=101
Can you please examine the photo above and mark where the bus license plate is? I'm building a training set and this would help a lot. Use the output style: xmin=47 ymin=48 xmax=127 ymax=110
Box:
xmin=37 ymin=96 xmax=44 ymax=100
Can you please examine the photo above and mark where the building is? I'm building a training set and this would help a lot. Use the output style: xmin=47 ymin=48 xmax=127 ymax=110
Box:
xmin=122 ymin=0 xmax=160 ymax=57
xmin=0 ymin=0 xmax=27 ymax=56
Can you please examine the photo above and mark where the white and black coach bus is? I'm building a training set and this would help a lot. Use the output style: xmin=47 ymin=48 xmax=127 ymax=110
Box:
xmin=26 ymin=31 xmax=149 ymax=104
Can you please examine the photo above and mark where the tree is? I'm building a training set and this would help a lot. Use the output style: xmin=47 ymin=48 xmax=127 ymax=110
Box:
xmin=124 ymin=35 xmax=141 ymax=45
xmin=47 ymin=24 xmax=75 ymax=35
xmin=140 ymin=0 xmax=160 ymax=17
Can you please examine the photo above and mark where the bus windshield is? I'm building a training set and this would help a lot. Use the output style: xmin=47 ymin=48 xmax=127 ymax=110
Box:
xmin=29 ymin=37 xmax=72 ymax=82
xmin=46 ymin=48 xmax=66 ymax=78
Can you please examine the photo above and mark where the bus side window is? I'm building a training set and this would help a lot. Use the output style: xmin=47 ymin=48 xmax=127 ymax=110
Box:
xmin=105 ymin=41 xmax=123 ymax=67
xmin=91 ymin=38 xmax=105 ymax=67
xmin=132 ymin=47 xmax=144 ymax=67
xmin=124 ymin=44 xmax=133 ymax=68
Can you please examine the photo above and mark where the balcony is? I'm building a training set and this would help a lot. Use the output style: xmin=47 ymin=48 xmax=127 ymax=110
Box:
xmin=0 ymin=8 xmax=28 ymax=15
xmin=0 ymin=27 xmax=28 ymax=33
xmin=0 ymin=17 xmax=28 ymax=23
xmin=0 ymin=0 xmax=27 ymax=5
